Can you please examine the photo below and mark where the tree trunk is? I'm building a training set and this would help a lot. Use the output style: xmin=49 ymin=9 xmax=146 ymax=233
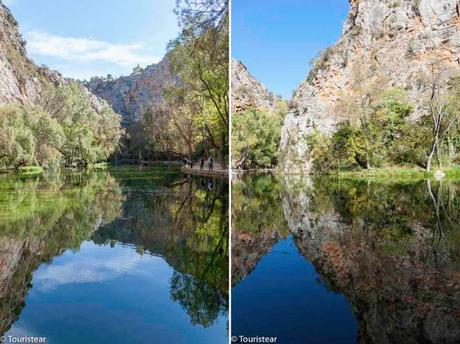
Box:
xmin=435 ymin=139 xmax=442 ymax=168
xmin=427 ymin=134 xmax=439 ymax=172
xmin=218 ymin=133 xmax=227 ymax=169
xmin=187 ymin=142 xmax=193 ymax=162
xmin=426 ymin=149 xmax=434 ymax=172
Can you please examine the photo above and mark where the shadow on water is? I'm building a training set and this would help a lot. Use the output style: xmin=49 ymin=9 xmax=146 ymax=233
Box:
xmin=0 ymin=166 xmax=228 ymax=343
xmin=232 ymin=173 xmax=460 ymax=344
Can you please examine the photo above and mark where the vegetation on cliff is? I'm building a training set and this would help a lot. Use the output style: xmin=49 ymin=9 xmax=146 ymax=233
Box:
xmin=307 ymin=68 xmax=460 ymax=175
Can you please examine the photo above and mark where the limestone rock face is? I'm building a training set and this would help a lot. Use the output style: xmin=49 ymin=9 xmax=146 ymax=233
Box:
xmin=280 ymin=0 xmax=460 ymax=173
xmin=0 ymin=2 xmax=44 ymax=104
xmin=0 ymin=1 xmax=112 ymax=112
xmin=84 ymin=57 xmax=173 ymax=125
xmin=0 ymin=3 xmax=47 ymax=104
xmin=231 ymin=58 xmax=281 ymax=113
xmin=0 ymin=2 xmax=111 ymax=113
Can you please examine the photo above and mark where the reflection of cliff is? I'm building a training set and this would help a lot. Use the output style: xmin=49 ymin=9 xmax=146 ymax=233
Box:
xmin=0 ymin=172 xmax=123 ymax=334
xmin=282 ymin=176 xmax=460 ymax=344
xmin=231 ymin=229 xmax=285 ymax=286
xmin=92 ymin=176 xmax=229 ymax=327
xmin=231 ymin=174 xmax=289 ymax=285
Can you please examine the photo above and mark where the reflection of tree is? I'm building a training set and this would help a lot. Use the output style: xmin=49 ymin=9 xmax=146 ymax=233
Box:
xmin=0 ymin=171 xmax=124 ymax=335
xmin=231 ymin=174 xmax=289 ymax=285
xmin=170 ymin=272 xmax=226 ymax=328
xmin=281 ymin=176 xmax=460 ymax=343
xmin=92 ymin=174 xmax=229 ymax=327
xmin=425 ymin=179 xmax=460 ymax=265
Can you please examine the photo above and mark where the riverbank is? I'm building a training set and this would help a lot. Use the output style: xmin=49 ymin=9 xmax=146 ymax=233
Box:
xmin=0 ymin=161 xmax=184 ymax=177
xmin=112 ymin=159 xmax=182 ymax=167
xmin=0 ymin=166 xmax=44 ymax=176
xmin=231 ymin=166 xmax=460 ymax=182
xmin=334 ymin=166 xmax=460 ymax=182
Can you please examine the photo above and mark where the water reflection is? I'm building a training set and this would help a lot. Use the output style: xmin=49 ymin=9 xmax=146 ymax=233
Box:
xmin=231 ymin=174 xmax=289 ymax=285
xmin=0 ymin=167 xmax=228 ymax=343
xmin=232 ymin=174 xmax=460 ymax=343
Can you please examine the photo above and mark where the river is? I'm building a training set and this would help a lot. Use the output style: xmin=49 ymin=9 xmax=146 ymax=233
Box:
xmin=0 ymin=166 xmax=228 ymax=343
xmin=232 ymin=173 xmax=460 ymax=343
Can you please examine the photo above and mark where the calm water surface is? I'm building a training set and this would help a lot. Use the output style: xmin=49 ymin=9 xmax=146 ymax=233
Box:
xmin=233 ymin=235 xmax=357 ymax=343
xmin=0 ymin=166 xmax=228 ymax=343
xmin=232 ymin=174 xmax=460 ymax=343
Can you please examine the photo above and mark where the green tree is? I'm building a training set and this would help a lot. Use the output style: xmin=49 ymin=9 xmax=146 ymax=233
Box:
xmin=0 ymin=104 xmax=36 ymax=168
xmin=40 ymin=82 xmax=122 ymax=166
xmin=232 ymin=108 xmax=284 ymax=169
xmin=167 ymin=0 xmax=229 ymax=166
xmin=0 ymin=82 xmax=122 ymax=170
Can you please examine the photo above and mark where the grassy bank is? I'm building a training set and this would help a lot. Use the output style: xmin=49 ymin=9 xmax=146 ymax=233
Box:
xmin=0 ymin=166 xmax=44 ymax=176
xmin=334 ymin=166 xmax=460 ymax=182
xmin=90 ymin=162 xmax=109 ymax=170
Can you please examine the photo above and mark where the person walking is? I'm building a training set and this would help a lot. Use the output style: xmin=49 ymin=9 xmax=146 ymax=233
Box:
xmin=200 ymin=158 xmax=204 ymax=171
xmin=209 ymin=157 xmax=214 ymax=171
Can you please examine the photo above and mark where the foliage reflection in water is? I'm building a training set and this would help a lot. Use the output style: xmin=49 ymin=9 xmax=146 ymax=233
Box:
xmin=232 ymin=174 xmax=460 ymax=343
xmin=0 ymin=166 xmax=228 ymax=344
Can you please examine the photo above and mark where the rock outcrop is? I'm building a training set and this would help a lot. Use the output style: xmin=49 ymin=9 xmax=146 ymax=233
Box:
xmin=84 ymin=57 xmax=173 ymax=125
xmin=231 ymin=58 xmax=281 ymax=113
xmin=280 ymin=0 xmax=460 ymax=173
xmin=0 ymin=1 xmax=109 ymax=113
xmin=0 ymin=1 xmax=43 ymax=104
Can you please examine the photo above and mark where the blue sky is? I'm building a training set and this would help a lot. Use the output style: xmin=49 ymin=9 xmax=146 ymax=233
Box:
xmin=232 ymin=0 xmax=349 ymax=99
xmin=4 ymin=0 xmax=179 ymax=80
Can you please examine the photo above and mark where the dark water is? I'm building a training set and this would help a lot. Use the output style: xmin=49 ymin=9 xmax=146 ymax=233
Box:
xmin=0 ymin=166 xmax=228 ymax=344
xmin=232 ymin=174 xmax=460 ymax=344
xmin=233 ymin=235 xmax=357 ymax=343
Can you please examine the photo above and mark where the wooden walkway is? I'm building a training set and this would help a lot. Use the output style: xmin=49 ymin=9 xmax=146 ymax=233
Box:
xmin=181 ymin=162 xmax=228 ymax=177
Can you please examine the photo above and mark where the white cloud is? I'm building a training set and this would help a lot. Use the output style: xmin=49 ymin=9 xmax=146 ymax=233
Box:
xmin=26 ymin=30 xmax=158 ymax=67
xmin=33 ymin=242 xmax=169 ymax=291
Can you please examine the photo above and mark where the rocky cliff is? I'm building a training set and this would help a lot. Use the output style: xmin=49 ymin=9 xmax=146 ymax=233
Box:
xmin=84 ymin=57 xmax=173 ymax=125
xmin=231 ymin=58 xmax=281 ymax=113
xmin=0 ymin=2 xmax=107 ymax=112
xmin=280 ymin=0 xmax=460 ymax=173
xmin=0 ymin=2 xmax=40 ymax=104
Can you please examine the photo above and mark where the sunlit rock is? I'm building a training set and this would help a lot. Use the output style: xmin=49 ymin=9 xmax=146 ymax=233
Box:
xmin=279 ymin=0 xmax=460 ymax=173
